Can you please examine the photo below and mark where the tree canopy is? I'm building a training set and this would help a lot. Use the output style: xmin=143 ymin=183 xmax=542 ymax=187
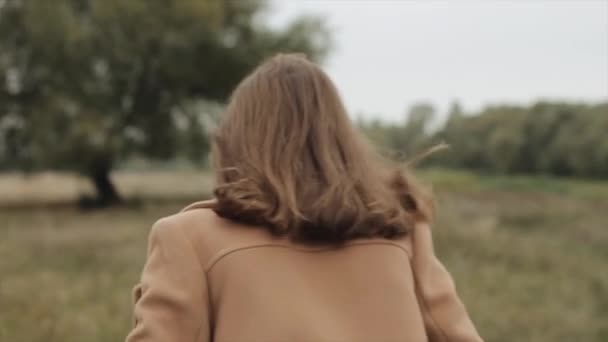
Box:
xmin=360 ymin=101 xmax=608 ymax=179
xmin=0 ymin=0 xmax=330 ymax=205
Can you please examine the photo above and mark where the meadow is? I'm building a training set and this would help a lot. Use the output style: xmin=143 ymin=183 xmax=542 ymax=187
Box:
xmin=1 ymin=169 xmax=607 ymax=342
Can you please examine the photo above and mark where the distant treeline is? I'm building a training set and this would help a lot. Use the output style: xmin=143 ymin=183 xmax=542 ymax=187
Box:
xmin=359 ymin=101 xmax=608 ymax=179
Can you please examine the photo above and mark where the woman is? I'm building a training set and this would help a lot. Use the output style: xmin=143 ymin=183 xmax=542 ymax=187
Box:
xmin=126 ymin=53 xmax=483 ymax=342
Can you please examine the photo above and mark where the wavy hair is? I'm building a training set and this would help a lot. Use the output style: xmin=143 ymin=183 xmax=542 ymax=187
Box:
xmin=202 ymin=53 xmax=434 ymax=242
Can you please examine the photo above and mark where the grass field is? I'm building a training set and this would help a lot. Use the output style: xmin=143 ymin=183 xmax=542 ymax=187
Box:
xmin=1 ymin=169 xmax=607 ymax=342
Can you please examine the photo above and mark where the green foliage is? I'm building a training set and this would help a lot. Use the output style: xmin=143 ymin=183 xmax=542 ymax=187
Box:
xmin=360 ymin=101 xmax=436 ymax=161
xmin=360 ymin=101 xmax=608 ymax=179
xmin=0 ymin=0 xmax=330 ymax=201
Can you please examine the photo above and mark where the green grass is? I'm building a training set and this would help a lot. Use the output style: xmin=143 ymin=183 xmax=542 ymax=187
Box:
xmin=422 ymin=167 xmax=608 ymax=201
xmin=1 ymin=170 xmax=607 ymax=341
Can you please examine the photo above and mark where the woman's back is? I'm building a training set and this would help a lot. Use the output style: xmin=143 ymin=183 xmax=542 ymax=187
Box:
xmin=126 ymin=53 xmax=482 ymax=341
xmin=126 ymin=201 xmax=482 ymax=342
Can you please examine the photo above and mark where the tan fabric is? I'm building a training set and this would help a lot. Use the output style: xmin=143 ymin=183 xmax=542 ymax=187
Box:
xmin=126 ymin=200 xmax=483 ymax=342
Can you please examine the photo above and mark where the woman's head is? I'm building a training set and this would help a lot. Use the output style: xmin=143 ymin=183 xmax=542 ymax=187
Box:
xmin=209 ymin=53 xmax=432 ymax=242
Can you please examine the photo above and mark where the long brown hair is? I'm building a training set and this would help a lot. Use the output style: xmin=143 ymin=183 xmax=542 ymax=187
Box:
xmin=203 ymin=53 xmax=433 ymax=242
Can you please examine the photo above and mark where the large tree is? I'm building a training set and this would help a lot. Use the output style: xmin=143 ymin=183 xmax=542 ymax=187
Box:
xmin=0 ymin=0 xmax=330 ymax=205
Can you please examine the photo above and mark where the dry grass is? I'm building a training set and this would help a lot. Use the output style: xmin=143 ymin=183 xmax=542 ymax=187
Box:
xmin=1 ymin=170 xmax=607 ymax=342
xmin=0 ymin=171 xmax=213 ymax=206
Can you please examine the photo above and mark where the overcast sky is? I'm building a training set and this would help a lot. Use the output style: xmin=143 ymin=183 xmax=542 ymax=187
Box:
xmin=270 ymin=0 xmax=608 ymax=123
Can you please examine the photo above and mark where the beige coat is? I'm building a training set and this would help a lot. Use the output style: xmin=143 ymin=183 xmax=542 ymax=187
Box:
xmin=126 ymin=200 xmax=483 ymax=342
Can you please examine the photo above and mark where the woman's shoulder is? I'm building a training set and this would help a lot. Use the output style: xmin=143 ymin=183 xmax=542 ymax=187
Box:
xmin=152 ymin=199 xmax=220 ymax=237
xmin=150 ymin=199 xmax=281 ymax=270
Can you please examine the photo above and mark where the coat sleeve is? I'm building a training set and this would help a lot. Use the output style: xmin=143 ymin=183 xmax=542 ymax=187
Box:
xmin=411 ymin=222 xmax=483 ymax=342
xmin=126 ymin=218 xmax=210 ymax=342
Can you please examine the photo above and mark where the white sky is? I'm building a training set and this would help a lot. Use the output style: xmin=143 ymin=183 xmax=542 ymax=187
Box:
xmin=270 ymin=0 xmax=608 ymax=123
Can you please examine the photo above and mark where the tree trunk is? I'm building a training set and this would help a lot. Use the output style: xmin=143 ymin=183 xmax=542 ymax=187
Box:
xmin=82 ymin=162 xmax=122 ymax=208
